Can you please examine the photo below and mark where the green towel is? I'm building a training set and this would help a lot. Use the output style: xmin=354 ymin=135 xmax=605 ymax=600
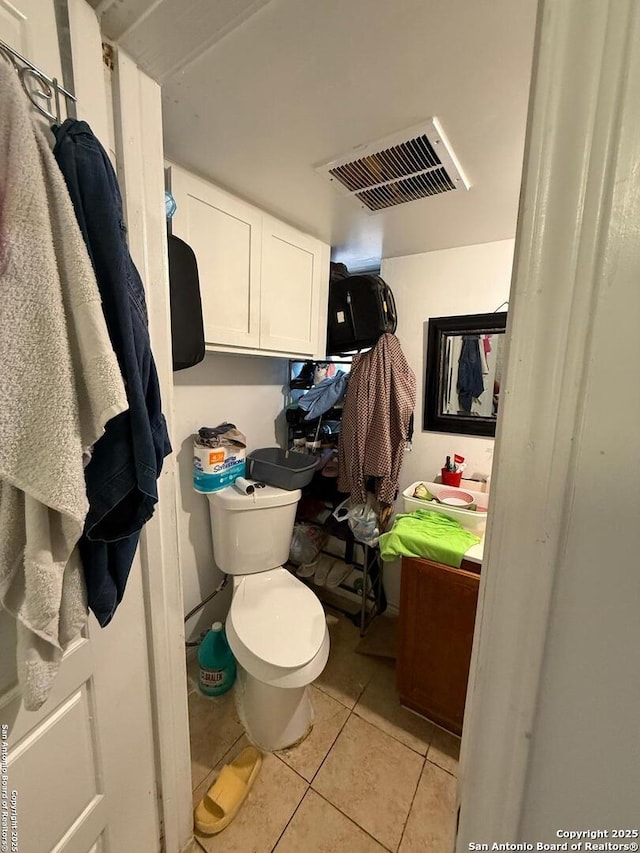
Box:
xmin=379 ymin=510 xmax=480 ymax=568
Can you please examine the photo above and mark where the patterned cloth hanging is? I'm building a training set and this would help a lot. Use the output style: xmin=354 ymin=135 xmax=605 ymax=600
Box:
xmin=338 ymin=333 xmax=415 ymax=508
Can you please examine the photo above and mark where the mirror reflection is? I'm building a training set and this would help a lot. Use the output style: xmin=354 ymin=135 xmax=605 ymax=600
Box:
xmin=441 ymin=332 xmax=506 ymax=418
xmin=424 ymin=311 xmax=507 ymax=437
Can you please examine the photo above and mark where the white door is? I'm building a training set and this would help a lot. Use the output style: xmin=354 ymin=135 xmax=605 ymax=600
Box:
xmin=170 ymin=165 xmax=263 ymax=349
xmin=260 ymin=216 xmax=326 ymax=355
xmin=0 ymin=3 xmax=161 ymax=852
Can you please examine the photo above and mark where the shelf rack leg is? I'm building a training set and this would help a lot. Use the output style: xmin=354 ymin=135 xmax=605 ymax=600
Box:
xmin=360 ymin=544 xmax=369 ymax=637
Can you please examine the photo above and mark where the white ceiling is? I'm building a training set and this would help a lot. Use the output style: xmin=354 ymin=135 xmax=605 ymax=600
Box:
xmin=93 ymin=0 xmax=538 ymax=267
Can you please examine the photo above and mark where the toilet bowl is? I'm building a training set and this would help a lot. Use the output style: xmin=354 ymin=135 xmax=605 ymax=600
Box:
xmin=207 ymin=483 xmax=330 ymax=751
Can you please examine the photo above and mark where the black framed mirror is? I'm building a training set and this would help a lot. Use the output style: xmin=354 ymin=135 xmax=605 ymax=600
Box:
xmin=424 ymin=312 xmax=508 ymax=437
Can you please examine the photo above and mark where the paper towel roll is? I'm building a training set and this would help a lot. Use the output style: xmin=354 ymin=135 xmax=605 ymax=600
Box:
xmin=233 ymin=476 xmax=255 ymax=495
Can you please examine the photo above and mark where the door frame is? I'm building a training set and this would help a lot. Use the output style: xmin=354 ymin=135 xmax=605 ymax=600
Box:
xmin=109 ymin=49 xmax=193 ymax=852
xmin=457 ymin=0 xmax=639 ymax=842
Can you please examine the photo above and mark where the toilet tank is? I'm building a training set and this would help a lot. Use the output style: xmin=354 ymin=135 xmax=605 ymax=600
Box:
xmin=207 ymin=484 xmax=302 ymax=574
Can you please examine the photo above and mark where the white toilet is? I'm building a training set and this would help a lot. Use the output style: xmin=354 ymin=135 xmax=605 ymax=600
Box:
xmin=207 ymin=484 xmax=330 ymax=751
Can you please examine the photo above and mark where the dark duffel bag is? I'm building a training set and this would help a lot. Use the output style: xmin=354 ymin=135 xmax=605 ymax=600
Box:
xmin=167 ymin=233 xmax=205 ymax=371
xmin=326 ymin=273 xmax=397 ymax=355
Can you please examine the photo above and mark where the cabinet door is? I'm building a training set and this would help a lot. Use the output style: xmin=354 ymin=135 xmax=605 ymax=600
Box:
xmin=170 ymin=166 xmax=262 ymax=348
xmin=260 ymin=217 xmax=328 ymax=356
xmin=397 ymin=557 xmax=479 ymax=735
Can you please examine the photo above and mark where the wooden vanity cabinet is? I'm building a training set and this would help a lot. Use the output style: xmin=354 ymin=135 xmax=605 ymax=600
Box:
xmin=396 ymin=556 xmax=480 ymax=736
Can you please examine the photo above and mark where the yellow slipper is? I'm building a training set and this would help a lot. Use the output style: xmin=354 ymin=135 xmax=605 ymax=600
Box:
xmin=194 ymin=746 xmax=262 ymax=835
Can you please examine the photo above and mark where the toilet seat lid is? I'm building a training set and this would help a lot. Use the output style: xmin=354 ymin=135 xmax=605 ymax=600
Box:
xmin=229 ymin=568 xmax=326 ymax=668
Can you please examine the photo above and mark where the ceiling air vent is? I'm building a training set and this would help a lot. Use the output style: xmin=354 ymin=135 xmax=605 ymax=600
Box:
xmin=317 ymin=118 xmax=469 ymax=213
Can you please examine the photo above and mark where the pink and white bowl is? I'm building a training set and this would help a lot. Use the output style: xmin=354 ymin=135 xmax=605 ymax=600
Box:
xmin=436 ymin=489 xmax=475 ymax=508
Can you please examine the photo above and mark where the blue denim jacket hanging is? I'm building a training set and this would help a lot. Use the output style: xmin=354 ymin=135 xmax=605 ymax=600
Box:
xmin=52 ymin=119 xmax=172 ymax=626
xmin=457 ymin=335 xmax=484 ymax=413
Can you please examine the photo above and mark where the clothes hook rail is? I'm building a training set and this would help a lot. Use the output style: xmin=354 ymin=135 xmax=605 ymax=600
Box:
xmin=0 ymin=39 xmax=76 ymax=123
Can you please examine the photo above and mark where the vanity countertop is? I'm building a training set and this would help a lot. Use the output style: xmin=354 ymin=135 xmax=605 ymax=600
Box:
xmin=463 ymin=538 xmax=484 ymax=566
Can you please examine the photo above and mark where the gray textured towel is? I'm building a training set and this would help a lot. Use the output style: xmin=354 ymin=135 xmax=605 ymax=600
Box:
xmin=0 ymin=61 xmax=128 ymax=710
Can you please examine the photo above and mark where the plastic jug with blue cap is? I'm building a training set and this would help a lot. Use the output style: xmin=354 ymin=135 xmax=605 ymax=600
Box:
xmin=198 ymin=622 xmax=236 ymax=697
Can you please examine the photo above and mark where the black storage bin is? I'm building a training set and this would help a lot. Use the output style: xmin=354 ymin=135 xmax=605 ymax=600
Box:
xmin=247 ymin=448 xmax=316 ymax=490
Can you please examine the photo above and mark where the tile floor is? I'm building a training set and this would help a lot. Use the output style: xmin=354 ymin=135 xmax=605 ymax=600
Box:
xmin=188 ymin=614 xmax=460 ymax=853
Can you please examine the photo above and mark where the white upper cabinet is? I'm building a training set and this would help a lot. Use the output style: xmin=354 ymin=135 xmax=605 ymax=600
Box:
xmin=260 ymin=217 xmax=326 ymax=355
xmin=170 ymin=165 xmax=262 ymax=348
xmin=169 ymin=165 xmax=329 ymax=358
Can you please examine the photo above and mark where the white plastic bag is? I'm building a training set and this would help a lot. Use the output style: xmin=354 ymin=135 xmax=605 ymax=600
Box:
xmin=289 ymin=523 xmax=327 ymax=565
xmin=332 ymin=497 xmax=379 ymax=546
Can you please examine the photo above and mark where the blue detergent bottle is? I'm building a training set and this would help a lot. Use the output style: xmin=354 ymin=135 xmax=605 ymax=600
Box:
xmin=198 ymin=622 xmax=237 ymax=697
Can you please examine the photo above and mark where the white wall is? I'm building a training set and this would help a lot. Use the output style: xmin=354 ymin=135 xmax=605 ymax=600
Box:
xmin=173 ymin=352 xmax=288 ymax=640
xmin=380 ymin=239 xmax=515 ymax=607
xmin=382 ymin=239 xmax=515 ymax=487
